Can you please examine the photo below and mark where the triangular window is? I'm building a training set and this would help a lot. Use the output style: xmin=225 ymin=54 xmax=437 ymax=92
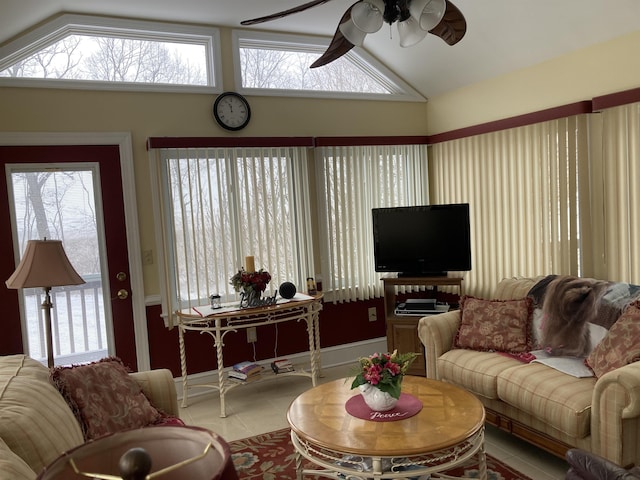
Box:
xmin=233 ymin=31 xmax=424 ymax=101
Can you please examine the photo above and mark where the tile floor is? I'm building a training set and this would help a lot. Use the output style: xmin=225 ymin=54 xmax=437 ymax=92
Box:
xmin=179 ymin=364 xmax=569 ymax=479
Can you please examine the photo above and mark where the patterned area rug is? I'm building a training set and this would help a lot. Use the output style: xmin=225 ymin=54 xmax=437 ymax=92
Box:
xmin=229 ymin=428 xmax=533 ymax=480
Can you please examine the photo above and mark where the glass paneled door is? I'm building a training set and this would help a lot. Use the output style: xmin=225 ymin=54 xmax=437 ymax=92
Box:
xmin=1 ymin=145 xmax=139 ymax=369
xmin=8 ymin=165 xmax=110 ymax=365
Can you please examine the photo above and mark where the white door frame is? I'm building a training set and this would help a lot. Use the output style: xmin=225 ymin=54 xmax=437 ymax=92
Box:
xmin=0 ymin=132 xmax=150 ymax=371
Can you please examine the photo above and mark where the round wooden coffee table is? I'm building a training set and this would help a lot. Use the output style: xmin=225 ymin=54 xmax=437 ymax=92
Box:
xmin=287 ymin=375 xmax=486 ymax=479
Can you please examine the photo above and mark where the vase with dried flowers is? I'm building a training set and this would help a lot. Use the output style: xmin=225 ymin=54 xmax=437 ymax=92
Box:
xmin=350 ymin=350 xmax=417 ymax=411
xmin=230 ymin=268 xmax=272 ymax=308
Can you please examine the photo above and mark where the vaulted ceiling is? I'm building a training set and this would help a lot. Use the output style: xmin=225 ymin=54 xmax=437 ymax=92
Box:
xmin=2 ymin=0 xmax=640 ymax=98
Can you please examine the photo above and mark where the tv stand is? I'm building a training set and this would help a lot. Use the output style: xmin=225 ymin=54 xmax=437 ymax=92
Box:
xmin=382 ymin=275 xmax=463 ymax=376
xmin=398 ymin=271 xmax=447 ymax=278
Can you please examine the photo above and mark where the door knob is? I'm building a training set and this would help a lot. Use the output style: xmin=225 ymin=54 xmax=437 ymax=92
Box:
xmin=117 ymin=289 xmax=129 ymax=300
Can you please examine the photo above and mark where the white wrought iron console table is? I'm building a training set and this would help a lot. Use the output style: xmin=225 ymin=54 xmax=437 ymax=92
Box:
xmin=175 ymin=293 xmax=323 ymax=417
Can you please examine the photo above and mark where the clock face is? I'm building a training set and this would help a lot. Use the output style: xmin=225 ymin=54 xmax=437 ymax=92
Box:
xmin=213 ymin=92 xmax=251 ymax=131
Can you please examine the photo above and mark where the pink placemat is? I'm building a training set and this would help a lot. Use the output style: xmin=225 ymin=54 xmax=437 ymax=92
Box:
xmin=345 ymin=393 xmax=423 ymax=422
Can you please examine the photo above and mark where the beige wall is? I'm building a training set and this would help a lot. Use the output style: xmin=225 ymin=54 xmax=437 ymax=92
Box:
xmin=0 ymin=86 xmax=428 ymax=295
xmin=427 ymin=30 xmax=640 ymax=134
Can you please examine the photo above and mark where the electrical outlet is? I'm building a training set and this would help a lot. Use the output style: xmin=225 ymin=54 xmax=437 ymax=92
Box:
xmin=247 ymin=327 xmax=257 ymax=343
xmin=142 ymin=249 xmax=153 ymax=265
xmin=368 ymin=307 xmax=377 ymax=322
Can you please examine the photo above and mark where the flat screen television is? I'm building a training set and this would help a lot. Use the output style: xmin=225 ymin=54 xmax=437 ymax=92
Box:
xmin=372 ymin=203 xmax=472 ymax=276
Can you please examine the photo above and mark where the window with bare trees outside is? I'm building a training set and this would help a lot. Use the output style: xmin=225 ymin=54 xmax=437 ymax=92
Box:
xmin=7 ymin=164 xmax=111 ymax=365
xmin=233 ymin=31 xmax=424 ymax=101
xmin=0 ymin=15 xmax=221 ymax=91
xmin=151 ymin=145 xmax=315 ymax=325
xmin=315 ymin=144 xmax=430 ymax=303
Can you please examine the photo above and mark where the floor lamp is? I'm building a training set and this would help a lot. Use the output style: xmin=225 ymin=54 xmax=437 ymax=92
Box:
xmin=6 ymin=239 xmax=85 ymax=368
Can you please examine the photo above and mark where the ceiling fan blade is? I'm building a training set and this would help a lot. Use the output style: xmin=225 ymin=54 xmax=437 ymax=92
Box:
xmin=428 ymin=0 xmax=466 ymax=46
xmin=310 ymin=5 xmax=358 ymax=68
xmin=241 ymin=0 xmax=334 ymax=25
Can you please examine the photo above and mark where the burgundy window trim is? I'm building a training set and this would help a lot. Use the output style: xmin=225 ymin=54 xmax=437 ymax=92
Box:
xmin=426 ymin=101 xmax=593 ymax=145
xmin=314 ymin=136 xmax=429 ymax=147
xmin=147 ymin=137 xmax=314 ymax=149
xmin=148 ymin=136 xmax=429 ymax=149
xmin=592 ymin=87 xmax=640 ymax=111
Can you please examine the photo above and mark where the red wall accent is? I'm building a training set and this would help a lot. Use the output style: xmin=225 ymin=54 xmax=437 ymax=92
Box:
xmin=0 ymin=162 xmax=23 ymax=355
xmin=146 ymin=297 xmax=387 ymax=377
xmin=0 ymin=145 xmax=138 ymax=367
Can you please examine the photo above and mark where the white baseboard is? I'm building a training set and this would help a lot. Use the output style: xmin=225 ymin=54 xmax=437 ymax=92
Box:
xmin=175 ymin=337 xmax=387 ymax=400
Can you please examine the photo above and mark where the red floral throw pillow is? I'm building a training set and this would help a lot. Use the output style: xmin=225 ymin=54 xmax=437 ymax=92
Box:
xmin=455 ymin=296 xmax=533 ymax=353
xmin=586 ymin=301 xmax=640 ymax=378
xmin=51 ymin=357 xmax=162 ymax=440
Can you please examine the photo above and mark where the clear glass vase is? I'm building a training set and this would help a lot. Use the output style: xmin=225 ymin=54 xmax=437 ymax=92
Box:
xmin=240 ymin=288 xmax=261 ymax=308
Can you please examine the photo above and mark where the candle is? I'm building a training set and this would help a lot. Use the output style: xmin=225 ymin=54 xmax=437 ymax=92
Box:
xmin=245 ymin=255 xmax=255 ymax=273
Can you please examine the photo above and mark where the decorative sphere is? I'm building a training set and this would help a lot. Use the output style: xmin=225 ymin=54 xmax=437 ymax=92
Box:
xmin=119 ymin=448 xmax=152 ymax=480
xmin=279 ymin=282 xmax=297 ymax=299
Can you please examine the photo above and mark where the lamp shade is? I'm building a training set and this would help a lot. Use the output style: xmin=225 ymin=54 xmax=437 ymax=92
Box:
xmin=36 ymin=426 xmax=238 ymax=480
xmin=409 ymin=0 xmax=446 ymax=31
xmin=397 ymin=17 xmax=429 ymax=47
xmin=6 ymin=239 xmax=85 ymax=289
xmin=339 ymin=19 xmax=368 ymax=46
xmin=351 ymin=0 xmax=384 ymax=33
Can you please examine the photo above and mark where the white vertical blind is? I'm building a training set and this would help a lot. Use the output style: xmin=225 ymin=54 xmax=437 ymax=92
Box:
xmin=316 ymin=144 xmax=429 ymax=302
xmin=154 ymin=146 xmax=314 ymax=325
xmin=596 ymin=102 xmax=640 ymax=283
xmin=430 ymin=115 xmax=590 ymax=298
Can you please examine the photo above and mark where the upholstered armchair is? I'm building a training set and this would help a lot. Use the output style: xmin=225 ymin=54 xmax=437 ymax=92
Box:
xmin=566 ymin=449 xmax=640 ymax=480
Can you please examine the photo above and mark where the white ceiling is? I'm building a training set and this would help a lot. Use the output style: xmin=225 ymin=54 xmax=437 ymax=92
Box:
xmin=2 ymin=0 xmax=640 ymax=98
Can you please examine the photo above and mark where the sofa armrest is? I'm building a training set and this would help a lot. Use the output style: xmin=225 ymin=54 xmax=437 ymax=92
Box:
xmin=130 ymin=369 xmax=180 ymax=418
xmin=417 ymin=310 xmax=461 ymax=380
xmin=592 ymin=361 xmax=640 ymax=467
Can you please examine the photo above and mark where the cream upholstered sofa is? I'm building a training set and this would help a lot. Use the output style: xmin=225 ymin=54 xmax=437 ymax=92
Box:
xmin=0 ymin=355 xmax=179 ymax=479
xmin=417 ymin=277 xmax=640 ymax=468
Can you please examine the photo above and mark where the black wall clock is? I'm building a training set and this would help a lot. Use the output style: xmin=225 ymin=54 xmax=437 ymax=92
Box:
xmin=212 ymin=92 xmax=251 ymax=131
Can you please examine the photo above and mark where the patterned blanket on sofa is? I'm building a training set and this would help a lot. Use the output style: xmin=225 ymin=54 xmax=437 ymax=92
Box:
xmin=524 ymin=275 xmax=640 ymax=376
xmin=529 ymin=275 xmax=640 ymax=328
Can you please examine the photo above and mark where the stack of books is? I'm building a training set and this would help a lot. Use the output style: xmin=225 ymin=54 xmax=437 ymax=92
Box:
xmin=228 ymin=361 xmax=263 ymax=382
xmin=271 ymin=358 xmax=294 ymax=374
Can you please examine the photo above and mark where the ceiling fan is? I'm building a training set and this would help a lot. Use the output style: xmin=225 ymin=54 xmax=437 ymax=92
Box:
xmin=241 ymin=0 xmax=467 ymax=68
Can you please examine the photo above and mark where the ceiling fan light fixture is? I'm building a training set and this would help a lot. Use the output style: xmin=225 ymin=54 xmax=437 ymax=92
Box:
xmin=397 ymin=16 xmax=428 ymax=47
xmin=409 ymin=0 xmax=446 ymax=31
xmin=351 ymin=0 xmax=385 ymax=33
xmin=339 ymin=19 xmax=368 ymax=46
xmin=240 ymin=0 xmax=467 ymax=68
